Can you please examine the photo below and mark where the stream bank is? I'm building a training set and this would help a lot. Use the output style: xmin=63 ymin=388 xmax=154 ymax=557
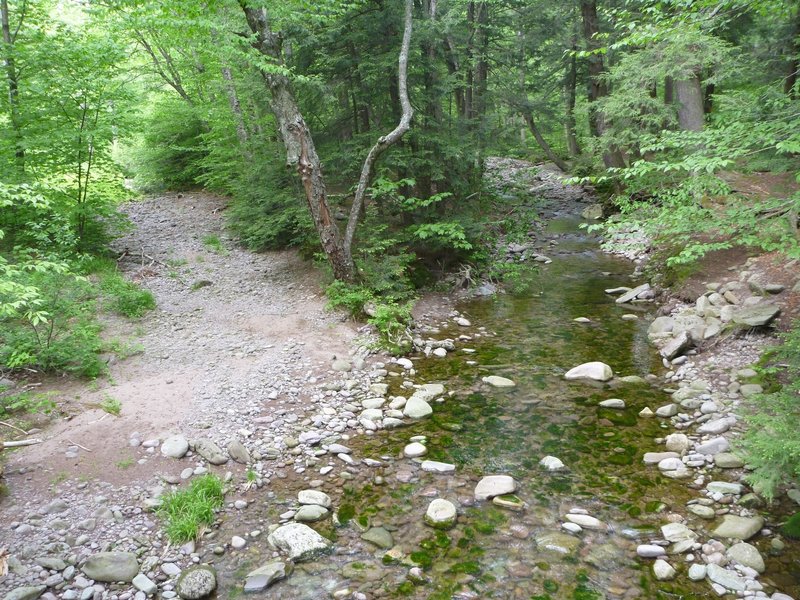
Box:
xmin=0 ymin=162 xmax=797 ymax=600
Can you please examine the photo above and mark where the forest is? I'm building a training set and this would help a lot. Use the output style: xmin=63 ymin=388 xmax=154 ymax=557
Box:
xmin=1 ymin=0 xmax=800 ymax=597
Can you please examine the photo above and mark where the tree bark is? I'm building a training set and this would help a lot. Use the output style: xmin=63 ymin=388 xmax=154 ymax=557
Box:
xmin=344 ymin=0 xmax=414 ymax=256
xmin=523 ymin=112 xmax=569 ymax=172
xmin=239 ymin=3 xmax=355 ymax=281
xmin=675 ymin=73 xmax=704 ymax=131
xmin=1 ymin=0 xmax=24 ymax=172
xmin=564 ymin=38 xmax=581 ymax=157
xmin=785 ymin=1 xmax=799 ymax=98
xmin=664 ymin=75 xmax=674 ymax=104
xmin=221 ymin=66 xmax=251 ymax=155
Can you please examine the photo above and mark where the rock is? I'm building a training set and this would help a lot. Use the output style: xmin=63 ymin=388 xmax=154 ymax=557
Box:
xmin=492 ymin=494 xmax=525 ymax=511
xmin=361 ymin=527 xmax=394 ymax=549
xmin=688 ymin=564 xmax=706 ymax=581
xmin=455 ymin=317 xmax=471 ymax=327
xmin=403 ymin=442 xmax=427 ymax=458
xmin=713 ymin=515 xmax=764 ymax=540
xmin=655 ymin=403 xmax=678 ymax=417
xmin=657 ymin=457 xmax=684 ymax=471
xmin=294 ymin=505 xmax=329 ymax=522
xmin=696 ymin=437 xmax=730 ymax=455
xmin=424 ymin=499 xmax=457 ymax=529
xmin=535 ymin=531 xmax=581 ymax=555
xmin=599 ymin=399 xmax=625 ymax=408
xmin=177 ymin=566 xmax=217 ymax=599
xmin=133 ymin=574 xmax=158 ymax=595
xmin=616 ymin=283 xmax=651 ymax=304
xmin=636 ymin=545 xmax=666 ymax=558
xmin=661 ymin=523 xmax=697 ymax=543
xmin=565 ymin=514 xmax=606 ymax=531
xmin=3 ymin=587 xmax=46 ymax=600
xmin=194 ymin=439 xmax=228 ymax=465
xmin=581 ymin=204 xmax=604 ymax=220
xmin=403 ymin=396 xmax=432 ymax=419
xmin=298 ymin=490 xmax=332 ymax=508
xmin=421 ymin=460 xmax=455 ymax=473
xmin=714 ymin=453 xmax=745 ymax=469
xmin=432 ymin=347 xmax=447 ymax=358
xmin=161 ymin=435 xmax=189 ymax=459
xmin=653 ymin=559 xmax=676 ymax=581
xmin=648 ymin=316 xmax=675 ymax=337
xmin=81 ymin=552 xmax=139 ymax=582
xmin=698 ymin=417 xmax=735 ymax=435
xmin=243 ymin=562 xmax=291 ymax=593
xmin=639 ymin=407 xmax=654 ymax=418
xmin=231 ymin=535 xmax=247 ymax=549
xmin=643 ymin=452 xmax=680 ymax=465
xmin=267 ymin=523 xmax=333 ymax=562
xmin=564 ymin=362 xmax=613 ymax=382
xmin=727 ymin=542 xmax=765 ymax=572
xmin=740 ymin=383 xmax=763 ymax=398
xmin=706 ymin=563 xmax=747 ymax=591
xmin=474 ymin=475 xmax=516 ymax=500
xmin=227 ymin=440 xmax=251 ymax=464
xmin=660 ymin=332 xmax=691 ymax=360
xmin=539 ymin=456 xmax=565 ymax=471
xmin=396 ymin=358 xmax=413 ymax=369
xmin=732 ymin=304 xmax=781 ymax=327
xmin=707 ymin=481 xmax=743 ymax=495
xmin=665 ymin=433 xmax=690 ymax=454
xmin=332 ymin=359 xmax=352 ymax=372
xmin=482 ymin=376 xmax=516 ymax=388
xmin=34 ymin=557 xmax=67 ymax=570
xmin=687 ymin=504 xmax=715 ymax=519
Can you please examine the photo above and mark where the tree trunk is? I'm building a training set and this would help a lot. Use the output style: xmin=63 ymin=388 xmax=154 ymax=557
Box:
xmin=675 ymin=73 xmax=704 ymax=131
xmin=1 ymin=0 xmax=24 ymax=172
xmin=344 ymin=0 xmax=414 ymax=256
xmin=239 ymin=3 xmax=355 ymax=282
xmin=443 ymin=35 xmax=465 ymax=117
xmin=664 ymin=76 xmax=674 ymax=104
xmin=221 ymin=66 xmax=251 ymax=155
xmin=473 ymin=2 xmax=488 ymax=121
xmin=523 ymin=112 xmax=569 ymax=173
xmin=564 ymin=38 xmax=581 ymax=157
xmin=785 ymin=2 xmax=799 ymax=98
xmin=703 ymin=81 xmax=715 ymax=114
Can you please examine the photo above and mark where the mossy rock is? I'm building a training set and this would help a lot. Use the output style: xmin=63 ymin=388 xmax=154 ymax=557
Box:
xmin=781 ymin=513 xmax=800 ymax=539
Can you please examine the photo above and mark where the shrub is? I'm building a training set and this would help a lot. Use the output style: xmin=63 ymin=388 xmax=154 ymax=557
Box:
xmin=98 ymin=271 xmax=156 ymax=318
xmin=740 ymin=322 xmax=800 ymax=500
xmin=158 ymin=474 xmax=225 ymax=542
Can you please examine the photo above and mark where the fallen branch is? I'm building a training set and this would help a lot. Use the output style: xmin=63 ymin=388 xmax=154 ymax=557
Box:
xmin=67 ymin=439 xmax=92 ymax=452
xmin=3 ymin=438 xmax=42 ymax=448
xmin=0 ymin=421 xmax=29 ymax=435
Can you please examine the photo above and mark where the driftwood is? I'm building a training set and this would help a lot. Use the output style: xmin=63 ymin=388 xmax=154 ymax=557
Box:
xmin=3 ymin=438 xmax=42 ymax=448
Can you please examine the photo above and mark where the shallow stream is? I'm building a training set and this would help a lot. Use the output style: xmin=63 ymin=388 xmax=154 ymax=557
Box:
xmin=218 ymin=209 xmax=799 ymax=599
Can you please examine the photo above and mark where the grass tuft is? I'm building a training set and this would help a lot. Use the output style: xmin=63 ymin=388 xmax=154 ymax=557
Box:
xmin=158 ymin=474 xmax=225 ymax=542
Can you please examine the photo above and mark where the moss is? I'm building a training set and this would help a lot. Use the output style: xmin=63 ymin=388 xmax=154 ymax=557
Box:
xmin=781 ymin=512 xmax=800 ymax=539
xmin=337 ymin=503 xmax=355 ymax=525
xmin=543 ymin=579 xmax=559 ymax=592
xmin=536 ymin=562 xmax=550 ymax=571
xmin=449 ymin=561 xmax=480 ymax=575
xmin=396 ymin=581 xmax=415 ymax=595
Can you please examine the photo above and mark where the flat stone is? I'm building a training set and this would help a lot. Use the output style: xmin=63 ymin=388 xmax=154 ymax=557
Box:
xmin=661 ymin=523 xmax=697 ymax=543
xmin=740 ymin=383 xmax=764 ymax=398
xmin=3 ymin=587 xmax=46 ymax=600
xmin=332 ymin=359 xmax=352 ymax=372
xmin=643 ymin=452 xmax=679 ymax=465
xmin=636 ymin=545 xmax=666 ymax=558
xmin=421 ymin=460 xmax=455 ymax=473
xmin=616 ymin=283 xmax=651 ymax=304
xmin=133 ymin=574 xmax=158 ymax=595
xmin=714 ymin=453 xmax=745 ymax=469
xmin=81 ymin=552 xmax=139 ymax=582
xmin=706 ymin=563 xmax=747 ymax=591
xmin=687 ymin=504 xmax=716 ymax=519
xmin=655 ymin=403 xmax=678 ymax=417
xmin=492 ymin=494 xmax=525 ymax=511
xmin=161 ymin=435 xmax=190 ymax=459
xmin=707 ymin=481 xmax=743 ymax=495
xmin=403 ymin=442 xmax=427 ymax=458
xmin=658 ymin=457 xmax=684 ymax=471
xmin=227 ymin=440 xmax=251 ymax=464
xmin=268 ymin=523 xmax=333 ymax=562
xmin=403 ymin=396 xmax=432 ymax=419
xmin=294 ymin=505 xmax=329 ymax=522
xmin=298 ymin=490 xmax=332 ymax=508
xmin=697 ymin=417 xmax=735 ymax=435
xmin=727 ymin=542 xmax=765 ymax=573
xmin=732 ymin=304 xmax=780 ymax=327
xmin=696 ymin=437 xmax=730 ymax=455
xmin=424 ymin=498 xmax=457 ymax=529
xmin=361 ymin=527 xmax=394 ymax=549
xmin=688 ymin=564 xmax=706 ymax=581
xmin=535 ymin=531 xmax=581 ymax=555
xmin=565 ymin=514 xmax=606 ymax=530
xmin=194 ymin=439 xmax=228 ymax=465
xmin=648 ymin=316 xmax=675 ymax=337
xmin=599 ymin=399 xmax=625 ymax=409
xmin=660 ymin=332 xmax=691 ymax=360
xmin=713 ymin=514 xmax=764 ymax=540
xmin=474 ymin=475 xmax=516 ymax=500
xmin=482 ymin=376 xmax=515 ymax=388
xmin=564 ymin=362 xmax=613 ymax=382
xmin=243 ymin=561 xmax=291 ymax=593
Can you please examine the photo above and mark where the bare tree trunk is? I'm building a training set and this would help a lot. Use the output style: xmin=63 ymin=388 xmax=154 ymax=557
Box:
xmin=344 ymin=0 xmax=414 ymax=256
xmin=785 ymin=2 xmax=799 ymax=98
xmin=1 ymin=0 xmax=24 ymax=172
xmin=564 ymin=38 xmax=581 ymax=157
xmin=473 ymin=2 xmax=488 ymax=121
xmin=239 ymin=3 xmax=355 ymax=282
xmin=523 ymin=112 xmax=569 ymax=172
xmin=580 ymin=0 xmax=625 ymax=169
xmin=675 ymin=73 xmax=704 ymax=131
xmin=221 ymin=66 xmax=251 ymax=156
xmin=444 ymin=35 xmax=465 ymax=117
xmin=664 ymin=76 xmax=674 ymax=104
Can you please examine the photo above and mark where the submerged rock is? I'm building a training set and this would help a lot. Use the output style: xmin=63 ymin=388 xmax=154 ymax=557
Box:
xmin=268 ymin=523 xmax=333 ymax=562
xmin=424 ymin=498 xmax=457 ymax=529
xmin=243 ymin=561 xmax=292 ymax=593
xmin=474 ymin=475 xmax=516 ymax=500
xmin=539 ymin=456 xmax=565 ymax=471
xmin=482 ymin=375 xmax=516 ymax=388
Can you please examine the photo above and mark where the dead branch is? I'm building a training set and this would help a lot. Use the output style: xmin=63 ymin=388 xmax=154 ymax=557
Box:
xmin=3 ymin=438 xmax=42 ymax=448
xmin=0 ymin=421 xmax=28 ymax=435
xmin=67 ymin=439 xmax=92 ymax=452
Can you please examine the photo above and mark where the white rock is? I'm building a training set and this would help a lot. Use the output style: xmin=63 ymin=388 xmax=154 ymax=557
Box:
xmin=298 ymin=490 xmax=332 ymax=508
xmin=482 ymin=376 xmax=516 ymax=388
xmin=539 ymin=456 xmax=566 ymax=471
xmin=403 ymin=442 xmax=427 ymax=458
xmin=565 ymin=514 xmax=606 ymax=530
xmin=474 ymin=475 xmax=516 ymax=501
xmin=637 ymin=545 xmax=666 ymax=558
xmin=421 ymin=460 xmax=456 ymax=473
xmin=653 ymin=559 xmax=676 ymax=581
xmin=564 ymin=362 xmax=613 ymax=382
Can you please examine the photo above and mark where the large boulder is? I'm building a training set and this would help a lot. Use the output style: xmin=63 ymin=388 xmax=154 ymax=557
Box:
xmin=161 ymin=435 xmax=189 ymax=459
xmin=267 ymin=523 xmax=333 ymax=562
xmin=727 ymin=542 xmax=765 ymax=573
xmin=81 ymin=552 xmax=139 ymax=582
xmin=564 ymin=362 xmax=613 ymax=382
xmin=713 ymin=514 xmax=764 ymax=540
xmin=732 ymin=304 xmax=780 ymax=327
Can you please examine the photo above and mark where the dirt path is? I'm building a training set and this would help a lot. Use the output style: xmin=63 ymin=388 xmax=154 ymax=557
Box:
xmin=0 ymin=192 xmax=364 ymax=594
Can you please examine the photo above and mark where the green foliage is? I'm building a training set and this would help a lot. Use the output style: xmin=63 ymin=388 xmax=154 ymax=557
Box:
xmin=0 ymin=391 xmax=56 ymax=418
xmin=98 ymin=271 xmax=156 ymax=318
xmin=782 ymin=513 xmax=800 ymax=539
xmin=100 ymin=395 xmax=122 ymax=416
xmin=158 ymin=474 xmax=225 ymax=543
xmin=368 ymin=302 xmax=414 ymax=354
xmin=487 ymin=261 xmax=541 ymax=295
xmin=741 ymin=322 xmax=800 ymax=500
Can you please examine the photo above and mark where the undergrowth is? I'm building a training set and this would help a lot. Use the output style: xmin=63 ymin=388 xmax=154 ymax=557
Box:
xmin=158 ymin=474 xmax=225 ymax=542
